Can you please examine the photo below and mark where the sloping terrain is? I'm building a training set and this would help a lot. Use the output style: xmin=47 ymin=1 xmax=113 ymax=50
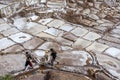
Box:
xmin=0 ymin=0 xmax=120 ymax=80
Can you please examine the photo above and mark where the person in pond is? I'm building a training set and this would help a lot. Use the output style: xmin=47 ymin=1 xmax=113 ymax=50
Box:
xmin=50 ymin=48 xmax=57 ymax=66
xmin=24 ymin=52 xmax=33 ymax=70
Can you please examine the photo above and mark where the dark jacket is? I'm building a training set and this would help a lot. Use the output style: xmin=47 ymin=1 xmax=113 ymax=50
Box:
xmin=26 ymin=54 xmax=32 ymax=61
xmin=51 ymin=51 xmax=57 ymax=59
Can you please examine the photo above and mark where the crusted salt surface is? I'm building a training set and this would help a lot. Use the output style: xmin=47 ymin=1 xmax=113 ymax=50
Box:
xmin=108 ymin=69 xmax=120 ymax=79
xmin=59 ymin=24 xmax=74 ymax=31
xmin=71 ymin=27 xmax=88 ymax=37
xmin=44 ymin=28 xmax=61 ymax=36
xmin=13 ymin=18 xmax=27 ymax=30
xmin=0 ymin=23 xmax=11 ymax=32
xmin=0 ymin=38 xmax=15 ymax=51
xmin=9 ymin=32 xmax=33 ymax=43
xmin=105 ymin=47 xmax=120 ymax=59
xmin=83 ymin=32 xmax=101 ymax=41
xmin=34 ymin=50 xmax=45 ymax=57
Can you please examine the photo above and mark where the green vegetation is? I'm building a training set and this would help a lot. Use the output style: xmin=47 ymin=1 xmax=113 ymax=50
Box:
xmin=0 ymin=75 xmax=13 ymax=80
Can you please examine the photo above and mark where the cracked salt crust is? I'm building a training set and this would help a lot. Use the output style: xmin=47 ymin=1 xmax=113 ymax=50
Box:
xmin=108 ymin=69 xmax=120 ymax=79
xmin=105 ymin=47 xmax=120 ymax=59
xmin=1 ymin=28 xmax=20 ymax=36
xmin=9 ymin=32 xmax=33 ymax=43
xmin=59 ymin=24 xmax=74 ymax=31
xmin=0 ymin=23 xmax=11 ymax=32
xmin=71 ymin=27 xmax=88 ymax=37
xmin=0 ymin=38 xmax=15 ymax=51
xmin=86 ymin=42 xmax=109 ymax=53
xmin=44 ymin=28 xmax=61 ymax=36
xmin=83 ymin=32 xmax=101 ymax=41
xmin=13 ymin=18 xmax=27 ymax=30
xmin=47 ymin=19 xmax=65 ymax=28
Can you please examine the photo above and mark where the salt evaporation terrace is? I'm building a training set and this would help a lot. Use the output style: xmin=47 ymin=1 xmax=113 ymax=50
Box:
xmin=0 ymin=0 xmax=120 ymax=80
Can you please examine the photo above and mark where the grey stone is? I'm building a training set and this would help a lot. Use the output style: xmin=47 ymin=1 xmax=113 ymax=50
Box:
xmin=96 ymin=20 xmax=104 ymax=24
xmin=28 ymin=15 xmax=39 ymax=21
xmin=47 ymin=1 xmax=63 ymax=8
xmin=90 ymin=22 xmax=99 ymax=26
xmin=98 ymin=13 xmax=107 ymax=19
xmin=82 ymin=19 xmax=92 ymax=26
xmin=100 ymin=23 xmax=114 ymax=27
xmin=82 ymin=8 xmax=90 ymax=15
xmin=89 ymin=14 xmax=99 ymax=20
xmin=94 ymin=3 xmax=100 ymax=9
xmin=91 ymin=8 xmax=99 ymax=14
